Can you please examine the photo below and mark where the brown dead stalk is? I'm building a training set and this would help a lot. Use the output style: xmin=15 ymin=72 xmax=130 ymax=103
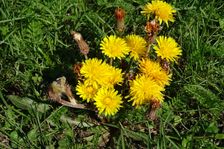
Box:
xmin=71 ymin=31 xmax=89 ymax=59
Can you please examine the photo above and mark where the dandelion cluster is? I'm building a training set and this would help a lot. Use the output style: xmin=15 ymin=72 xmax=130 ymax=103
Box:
xmin=76 ymin=58 xmax=123 ymax=116
xmin=73 ymin=1 xmax=181 ymax=117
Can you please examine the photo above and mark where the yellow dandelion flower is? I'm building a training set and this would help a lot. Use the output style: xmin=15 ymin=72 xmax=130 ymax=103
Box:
xmin=125 ymin=34 xmax=147 ymax=60
xmin=80 ymin=58 xmax=123 ymax=87
xmin=80 ymin=58 xmax=108 ymax=83
xmin=154 ymin=36 xmax=182 ymax=62
xmin=76 ymin=80 xmax=99 ymax=102
xmin=139 ymin=59 xmax=171 ymax=87
xmin=102 ymin=66 xmax=123 ymax=87
xmin=94 ymin=88 xmax=123 ymax=116
xmin=141 ymin=0 xmax=176 ymax=26
xmin=100 ymin=35 xmax=130 ymax=59
xmin=151 ymin=71 xmax=171 ymax=87
xmin=129 ymin=75 xmax=165 ymax=107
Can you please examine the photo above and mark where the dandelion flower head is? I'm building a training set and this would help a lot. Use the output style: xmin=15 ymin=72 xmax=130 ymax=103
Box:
xmin=100 ymin=35 xmax=130 ymax=59
xmin=141 ymin=0 xmax=176 ymax=26
xmin=76 ymin=80 xmax=99 ymax=102
xmin=94 ymin=88 xmax=123 ymax=116
xmin=139 ymin=59 xmax=171 ymax=87
xmin=154 ymin=36 xmax=182 ymax=62
xmin=102 ymin=65 xmax=123 ymax=87
xmin=125 ymin=34 xmax=147 ymax=60
xmin=129 ymin=75 xmax=165 ymax=107
xmin=80 ymin=58 xmax=123 ymax=87
xmin=80 ymin=58 xmax=108 ymax=83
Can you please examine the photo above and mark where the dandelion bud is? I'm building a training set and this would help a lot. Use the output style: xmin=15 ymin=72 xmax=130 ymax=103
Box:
xmin=73 ymin=63 xmax=83 ymax=80
xmin=145 ymin=20 xmax=160 ymax=43
xmin=160 ymin=58 xmax=170 ymax=74
xmin=126 ymin=70 xmax=135 ymax=81
xmin=115 ymin=8 xmax=125 ymax=32
xmin=148 ymin=99 xmax=161 ymax=120
xmin=71 ymin=31 xmax=89 ymax=59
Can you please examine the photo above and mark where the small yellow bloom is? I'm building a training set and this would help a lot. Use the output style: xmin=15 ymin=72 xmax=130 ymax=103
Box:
xmin=80 ymin=58 xmax=106 ymax=83
xmin=141 ymin=0 xmax=176 ymax=26
xmin=94 ymin=88 xmax=123 ymax=116
xmin=102 ymin=66 xmax=123 ymax=87
xmin=76 ymin=80 xmax=99 ymax=102
xmin=125 ymin=34 xmax=147 ymax=60
xmin=154 ymin=36 xmax=182 ymax=62
xmin=80 ymin=58 xmax=123 ymax=87
xmin=151 ymin=71 xmax=171 ymax=87
xmin=139 ymin=59 xmax=171 ymax=87
xmin=129 ymin=75 xmax=164 ymax=107
xmin=100 ymin=35 xmax=130 ymax=59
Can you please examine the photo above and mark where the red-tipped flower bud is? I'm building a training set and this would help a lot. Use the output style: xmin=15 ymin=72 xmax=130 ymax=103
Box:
xmin=115 ymin=8 xmax=125 ymax=32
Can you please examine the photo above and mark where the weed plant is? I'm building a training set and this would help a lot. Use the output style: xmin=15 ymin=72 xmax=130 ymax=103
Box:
xmin=0 ymin=0 xmax=224 ymax=148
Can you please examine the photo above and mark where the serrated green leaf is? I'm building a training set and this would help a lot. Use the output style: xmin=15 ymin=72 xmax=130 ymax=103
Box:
xmin=205 ymin=122 xmax=219 ymax=133
xmin=7 ymin=95 xmax=50 ymax=113
xmin=184 ymin=84 xmax=221 ymax=109
xmin=122 ymin=128 xmax=148 ymax=143
xmin=7 ymin=95 xmax=33 ymax=110
xmin=215 ymin=134 xmax=224 ymax=139
xmin=27 ymin=128 xmax=38 ymax=141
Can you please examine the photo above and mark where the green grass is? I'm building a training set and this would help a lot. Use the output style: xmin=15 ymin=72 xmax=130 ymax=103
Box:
xmin=1 ymin=0 xmax=224 ymax=148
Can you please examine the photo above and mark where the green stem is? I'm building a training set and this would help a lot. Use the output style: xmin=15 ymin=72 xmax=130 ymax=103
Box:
xmin=110 ymin=58 xmax=113 ymax=65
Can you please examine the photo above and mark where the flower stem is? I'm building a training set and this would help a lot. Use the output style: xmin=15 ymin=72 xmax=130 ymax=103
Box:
xmin=84 ymin=54 xmax=88 ymax=60
xmin=110 ymin=58 xmax=113 ymax=65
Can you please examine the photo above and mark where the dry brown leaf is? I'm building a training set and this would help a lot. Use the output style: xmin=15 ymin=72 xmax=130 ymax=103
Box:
xmin=48 ymin=76 xmax=85 ymax=109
